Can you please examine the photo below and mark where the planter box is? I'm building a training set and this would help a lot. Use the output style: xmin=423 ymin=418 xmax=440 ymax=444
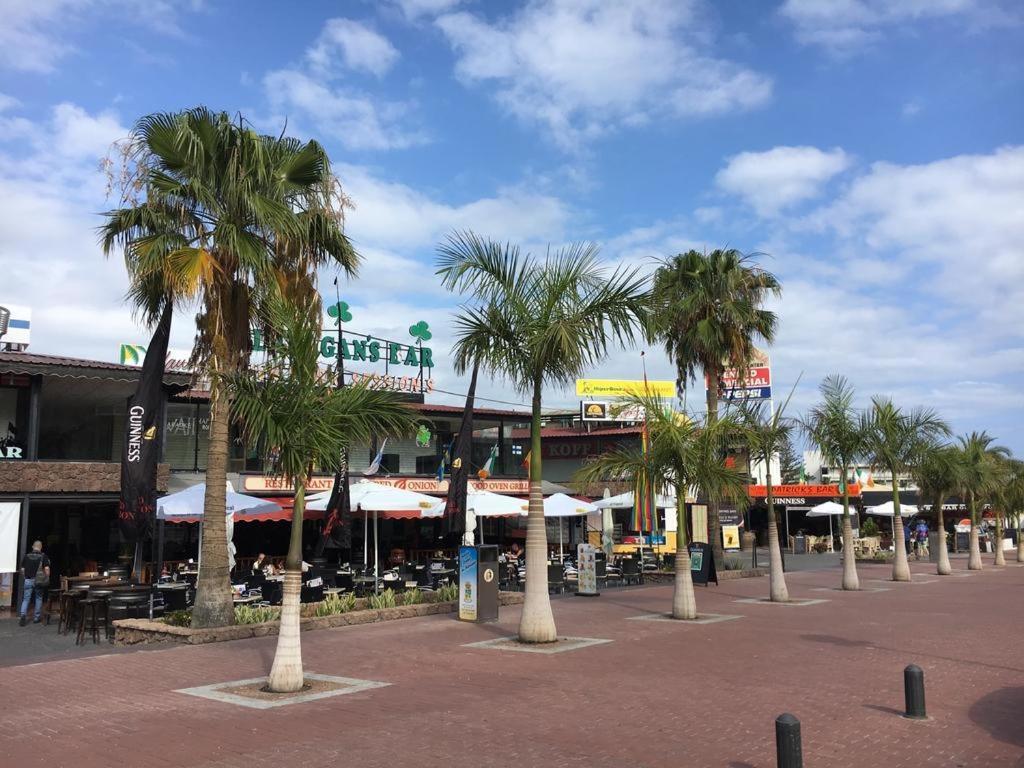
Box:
xmin=114 ymin=592 xmax=526 ymax=646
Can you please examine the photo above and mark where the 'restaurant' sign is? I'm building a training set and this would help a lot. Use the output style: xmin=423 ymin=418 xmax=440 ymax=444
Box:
xmin=244 ymin=475 xmax=532 ymax=495
xmin=747 ymin=483 xmax=861 ymax=502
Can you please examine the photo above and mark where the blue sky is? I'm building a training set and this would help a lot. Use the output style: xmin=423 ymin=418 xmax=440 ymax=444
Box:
xmin=1 ymin=0 xmax=1022 ymax=450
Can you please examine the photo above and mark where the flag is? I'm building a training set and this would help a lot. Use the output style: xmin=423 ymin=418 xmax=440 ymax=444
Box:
xmin=443 ymin=362 xmax=478 ymax=536
xmin=477 ymin=444 xmax=498 ymax=479
xmin=118 ymin=302 xmax=172 ymax=543
xmin=799 ymin=465 xmax=807 ymax=484
xmin=521 ymin=449 xmax=532 ymax=481
xmin=364 ymin=439 xmax=388 ymax=476
xmin=315 ymin=452 xmax=351 ymax=556
xmin=437 ymin=435 xmax=455 ymax=483
xmin=631 ymin=422 xmax=654 ymax=534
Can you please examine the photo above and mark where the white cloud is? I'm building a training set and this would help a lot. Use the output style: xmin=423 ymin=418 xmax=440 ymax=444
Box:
xmin=263 ymin=69 xmax=427 ymax=151
xmin=307 ymin=18 xmax=399 ymax=77
xmin=434 ymin=0 xmax=772 ymax=148
xmin=780 ymin=0 xmax=1018 ymax=53
xmin=716 ymin=146 xmax=851 ymax=216
xmin=338 ymin=164 xmax=572 ymax=251
xmin=808 ymin=145 xmax=1024 ymax=328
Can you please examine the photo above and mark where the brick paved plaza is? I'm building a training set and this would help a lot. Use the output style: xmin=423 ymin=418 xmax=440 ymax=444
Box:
xmin=2 ymin=560 xmax=1021 ymax=768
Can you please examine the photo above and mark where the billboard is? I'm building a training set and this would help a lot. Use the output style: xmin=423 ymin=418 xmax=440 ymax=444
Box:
xmin=580 ymin=401 xmax=610 ymax=421
xmin=576 ymin=379 xmax=675 ymax=398
xmin=0 ymin=304 xmax=31 ymax=348
xmin=707 ymin=348 xmax=772 ymax=401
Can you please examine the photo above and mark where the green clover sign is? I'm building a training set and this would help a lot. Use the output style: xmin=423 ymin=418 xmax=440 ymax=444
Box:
xmin=409 ymin=321 xmax=432 ymax=341
xmin=327 ymin=301 xmax=352 ymax=322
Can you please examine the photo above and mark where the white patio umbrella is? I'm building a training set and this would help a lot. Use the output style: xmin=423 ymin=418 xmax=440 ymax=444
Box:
xmin=425 ymin=490 xmax=528 ymax=546
xmin=156 ymin=483 xmax=280 ymax=573
xmin=592 ymin=490 xmax=677 ymax=509
xmin=544 ymin=493 xmax=599 ymax=562
xmin=308 ymin=480 xmax=442 ymax=592
xmin=866 ymin=500 xmax=918 ymax=545
xmin=806 ymin=500 xmax=848 ymax=549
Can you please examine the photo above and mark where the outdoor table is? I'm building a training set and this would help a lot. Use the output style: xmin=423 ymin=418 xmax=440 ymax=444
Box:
xmin=232 ymin=595 xmax=259 ymax=605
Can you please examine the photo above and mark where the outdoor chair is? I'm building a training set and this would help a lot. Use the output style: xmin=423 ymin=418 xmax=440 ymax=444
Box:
xmin=414 ymin=567 xmax=435 ymax=591
xmin=106 ymin=595 xmax=149 ymax=641
xmin=620 ymin=558 xmax=640 ymax=586
xmin=300 ymin=583 xmax=324 ymax=604
xmin=262 ymin=580 xmax=284 ymax=606
xmin=334 ymin=572 xmax=354 ymax=593
xmin=161 ymin=586 xmax=189 ymax=611
xmin=547 ymin=563 xmax=565 ymax=594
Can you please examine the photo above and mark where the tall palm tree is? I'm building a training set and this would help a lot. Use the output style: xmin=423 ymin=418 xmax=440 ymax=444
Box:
xmin=100 ymin=108 xmax=357 ymax=628
xmin=437 ymin=232 xmax=648 ymax=642
xmin=1002 ymin=460 xmax=1024 ymax=563
xmin=575 ymin=396 xmax=747 ymax=619
xmin=955 ymin=432 xmax=1010 ymax=570
xmin=227 ymin=293 xmax=415 ymax=692
xmin=801 ymin=375 xmax=869 ymax=590
xmin=912 ymin=444 xmax=962 ymax=576
xmin=862 ymin=399 xmax=950 ymax=582
xmin=739 ymin=394 xmax=798 ymax=602
xmin=651 ymin=249 xmax=780 ymax=570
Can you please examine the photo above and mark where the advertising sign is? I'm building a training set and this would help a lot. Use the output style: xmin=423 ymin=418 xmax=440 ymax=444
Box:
xmin=580 ymin=401 xmax=610 ymax=421
xmin=576 ymin=543 xmax=599 ymax=596
xmin=0 ymin=304 xmax=31 ymax=348
xmin=706 ymin=347 xmax=772 ymax=402
xmin=722 ymin=525 xmax=741 ymax=550
xmin=458 ymin=545 xmax=478 ymax=621
xmin=689 ymin=541 xmax=718 ymax=586
xmin=576 ymin=379 xmax=676 ymax=398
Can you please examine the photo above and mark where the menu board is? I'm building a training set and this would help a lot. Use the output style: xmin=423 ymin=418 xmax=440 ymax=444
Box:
xmin=577 ymin=543 xmax=598 ymax=596
xmin=458 ymin=545 xmax=478 ymax=621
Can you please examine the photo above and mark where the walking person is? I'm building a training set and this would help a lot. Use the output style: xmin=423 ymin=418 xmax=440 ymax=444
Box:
xmin=19 ymin=540 xmax=51 ymax=626
xmin=915 ymin=519 xmax=930 ymax=560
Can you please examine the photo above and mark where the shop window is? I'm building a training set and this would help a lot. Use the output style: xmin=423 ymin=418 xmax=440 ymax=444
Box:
xmin=415 ymin=455 xmax=439 ymax=475
xmin=37 ymin=379 xmax=130 ymax=461
xmin=381 ymin=453 xmax=400 ymax=474
xmin=164 ymin=403 xmax=210 ymax=471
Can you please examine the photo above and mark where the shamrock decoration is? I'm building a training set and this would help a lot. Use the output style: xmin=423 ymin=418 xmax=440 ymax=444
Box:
xmin=409 ymin=320 xmax=432 ymax=342
xmin=327 ymin=301 xmax=353 ymax=322
xmin=415 ymin=424 xmax=432 ymax=448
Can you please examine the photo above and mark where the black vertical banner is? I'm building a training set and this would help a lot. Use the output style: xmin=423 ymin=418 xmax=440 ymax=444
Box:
xmin=443 ymin=362 xmax=479 ymax=537
xmin=118 ymin=303 xmax=172 ymax=542
xmin=316 ymin=454 xmax=352 ymax=555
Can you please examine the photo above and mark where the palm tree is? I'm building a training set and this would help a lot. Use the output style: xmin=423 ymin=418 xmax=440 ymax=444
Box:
xmin=100 ymin=108 xmax=357 ymax=628
xmin=912 ymin=444 xmax=962 ymax=576
xmin=226 ymin=293 xmax=415 ymax=692
xmin=739 ymin=394 xmax=798 ymax=602
xmin=862 ymin=399 xmax=950 ymax=581
xmin=801 ymin=375 xmax=869 ymax=590
xmin=437 ymin=232 xmax=648 ymax=642
xmin=1003 ymin=460 xmax=1024 ymax=563
xmin=575 ymin=396 xmax=747 ymax=619
xmin=955 ymin=432 xmax=1010 ymax=570
xmin=651 ymin=249 xmax=780 ymax=570
xmin=954 ymin=434 xmax=1011 ymax=573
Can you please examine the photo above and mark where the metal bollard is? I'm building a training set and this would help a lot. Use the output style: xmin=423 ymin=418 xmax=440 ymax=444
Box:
xmin=775 ymin=713 xmax=803 ymax=768
xmin=904 ymin=664 xmax=927 ymax=719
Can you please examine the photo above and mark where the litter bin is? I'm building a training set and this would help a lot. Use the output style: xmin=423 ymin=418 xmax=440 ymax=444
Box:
xmin=458 ymin=545 xmax=498 ymax=623
xmin=928 ymin=532 xmax=943 ymax=563
xmin=793 ymin=534 xmax=807 ymax=555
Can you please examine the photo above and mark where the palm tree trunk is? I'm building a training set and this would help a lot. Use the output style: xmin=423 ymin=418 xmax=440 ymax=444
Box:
xmin=935 ymin=497 xmax=951 ymax=576
xmin=891 ymin=480 xmax=911 ymax=582
xmin=968 ymin=492 xmax=983 ymax=570
xmin=268 ymin=480 xmax=306 ymax=692
xmin=766 ymin=477 xmax=789 ymax=602
xmin=1016 ymin=520 xmax=1024 ymax=563
xmin=671 ymin=496 xmax=697 ymax=619
xmin=840 ymin=483 xmax=859 ymax=590
xmin=993 ymin=516 xmax=1005 ymax=566
xmin=191 ymin=386 xmax=235 ymax=628
xmin=704 ymin=378 xmax=723 ymax=570
xmin=518 ymin=381 xmax=556 ymax=643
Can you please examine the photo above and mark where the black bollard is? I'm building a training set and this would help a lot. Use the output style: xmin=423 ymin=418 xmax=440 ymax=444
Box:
xmin=904 ymin=664 xmax=927 ymax=719
xmin=775 ymin=713 xmax=803 ymax=768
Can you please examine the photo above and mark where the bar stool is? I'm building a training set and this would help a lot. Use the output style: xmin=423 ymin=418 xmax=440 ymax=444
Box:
xmin=76 ymin=598 xmax=106 ymax=645
xmin=59 ymin=588 xmax=88 ymax=635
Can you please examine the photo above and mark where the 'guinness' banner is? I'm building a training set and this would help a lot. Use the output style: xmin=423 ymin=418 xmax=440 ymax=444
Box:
xmin=118 ymin=303 xmax=172 ymax=542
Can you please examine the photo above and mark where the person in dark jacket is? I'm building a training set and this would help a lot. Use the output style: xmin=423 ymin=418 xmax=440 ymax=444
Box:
xmin=19 ymin=540 xmax=50 ymax=626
